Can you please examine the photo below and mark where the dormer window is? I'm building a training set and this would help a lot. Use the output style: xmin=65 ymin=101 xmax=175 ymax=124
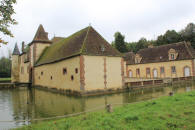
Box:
xmin=135 ymin=54 xmax=142 ymax=64
xmin=101 ymin=45 xmax=105 ymax=52
xmin=135 ymin=58 xmax=139 ymax=64
xmin=171 ymin=54 xmax=175 ymax=60
xmin=168 ymin=48 xmax=178 ymax=61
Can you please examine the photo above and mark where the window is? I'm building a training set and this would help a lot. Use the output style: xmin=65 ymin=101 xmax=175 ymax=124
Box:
xmin=63 ymin=68 xmax=67 ymax=75
xmin=171 ymin=54 xmax=175 ymax=60
xmin=146 ymin=68 xmax=150 ymax=75
xmin=51 ymin=76 xmax=53 ymax=80
xmin=38 ymin=76 xmax=40 ymax=79
xmin=41 ymin=71 xmax=43 ymax=75
xmin=171 ymin=66 xmax=176 ymax=73
xmin=71 ymin=75 xmax=74 ymax=81
xmin=129 ymin=70 xmax=133 ymax=77
xmin=136 ymin=68 xmax=140 ymax=76
xmin=135 ymin=54 xmax=142 ymax=64
xmin=101 ymin=45 xmax=105 ymax=52
xmin=75 ymin=68 xmax=78 ymax=74
xmin=160 ymin=67 xmax=164 ymax=74
xmin=153 ymin=69 xmax=158 ymax=78
xmin=168 ymin=49 xmax=178 ymax=60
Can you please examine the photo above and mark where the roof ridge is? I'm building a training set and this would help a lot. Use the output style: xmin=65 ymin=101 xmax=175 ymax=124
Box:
xmin=80 ymin=26 xmax=91 ymax=53
xmin=184 ymin=41 xmax=194 ymax=58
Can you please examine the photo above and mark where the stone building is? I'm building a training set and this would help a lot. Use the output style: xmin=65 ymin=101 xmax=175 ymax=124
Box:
xmin=124 ymin=42 xmax=195 ymax=78
xmin=11 ymin=24 xmax=124 ymax=95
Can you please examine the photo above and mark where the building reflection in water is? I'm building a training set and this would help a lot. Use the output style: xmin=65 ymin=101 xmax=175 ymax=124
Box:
xmin=10 ymin=81 xmax=195 ymax=126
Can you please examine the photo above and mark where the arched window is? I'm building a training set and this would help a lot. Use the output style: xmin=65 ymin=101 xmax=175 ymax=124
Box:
xmin=136 ymin=68 xmax=140 ymax=77
xmin=184 ymin=66 xmax=190 ymax=77
xmin=128 ymin=70 xmax=133 ymax=77
xmin=153 ymin=69 xmax=158 ymax=78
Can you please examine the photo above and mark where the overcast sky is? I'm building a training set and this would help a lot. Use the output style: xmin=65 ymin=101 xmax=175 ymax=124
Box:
xmin=1 ymin=0 xmax=195 ymax=57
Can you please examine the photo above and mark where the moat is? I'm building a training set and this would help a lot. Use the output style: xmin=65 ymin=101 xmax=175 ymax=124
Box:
xmin=0 ymin=82 xmax=195 ymax=129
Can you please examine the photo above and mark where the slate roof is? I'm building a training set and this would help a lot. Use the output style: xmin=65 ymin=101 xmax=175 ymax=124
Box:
xmin=123 ymin=52 xmax=135 ymax=65
xmin=30 ymin=24 xmax=51 ymax=45
xmin=35 ymin=26 xmax=121 ymax=66
xmin=12 ymin=43 xmax=20 ymax=55
xmin=125 ymin=41 xmax=195 ymax=65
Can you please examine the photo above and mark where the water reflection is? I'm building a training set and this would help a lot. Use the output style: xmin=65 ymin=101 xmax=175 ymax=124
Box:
xmin=0 ymin=81 xmax=195 ymax=129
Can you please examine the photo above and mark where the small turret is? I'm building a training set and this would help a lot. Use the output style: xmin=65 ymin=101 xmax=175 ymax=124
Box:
xmin=32 ymin=24 xmax=51 ymax=44
xmin=11 ymin=43 xmax=20 ymax=83
xmin=12 ymin=43 xmax=20 ymax=55
xmin=29 ymin=24 xmax=52 ymax=66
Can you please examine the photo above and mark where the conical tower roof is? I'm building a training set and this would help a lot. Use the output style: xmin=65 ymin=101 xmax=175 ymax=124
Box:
xmin=12 ymin=43 xmax=20 ymax=55
xmin=31 ymin=24 xmax=51 ymax=44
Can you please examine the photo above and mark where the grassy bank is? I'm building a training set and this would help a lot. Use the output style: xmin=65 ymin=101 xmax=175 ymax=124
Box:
xmin=0 ymin=77 xmax=11 ymax=83
xmin=16 ymin=91 xmax=195 ymax=130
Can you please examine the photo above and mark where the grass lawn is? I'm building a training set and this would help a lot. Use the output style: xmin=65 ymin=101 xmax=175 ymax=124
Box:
xmin=15 ymin=90 xmax=195 ymax=130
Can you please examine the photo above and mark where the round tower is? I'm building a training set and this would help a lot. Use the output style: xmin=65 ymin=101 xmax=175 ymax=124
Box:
xmin=11 ymin=43 xmax=20 ymax=83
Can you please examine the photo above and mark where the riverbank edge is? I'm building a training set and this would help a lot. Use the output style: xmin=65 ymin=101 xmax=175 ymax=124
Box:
xmin=0 ymin=77 xmax=11 ymax=83
xmin=14 ymin=90 xmax=195 ymax=130
xmin=31 ymin=79 xmax=194 ymax=97
xmin=1 ymin=79 xmax=194 ymax=94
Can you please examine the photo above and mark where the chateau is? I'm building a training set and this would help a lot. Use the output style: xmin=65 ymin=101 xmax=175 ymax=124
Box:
xmin=11 ymin=25 xmax=124 ymax=95
xmin=11 ymin=24 xmax=195 ymax=96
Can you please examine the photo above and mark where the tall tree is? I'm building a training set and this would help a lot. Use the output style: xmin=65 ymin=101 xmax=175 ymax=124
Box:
xmin=163 ymin=30 xmax=182 ymax=44
xmin=114 ymin=32 xmax=127 ymax=53
xmin=126 ymin=42 xmax=137 ymax=53
xmin=154 ymin=30 xmax=182 ymax=46
xmin=135 ymin=37 xmax=148 ymax=52
xmin=180 ymin=23 xmax=195 ymax=48
xmin=0 ymin=57 xmax=11 ymax=77
xmin=0 ymin=0 xmax=17 ymax=45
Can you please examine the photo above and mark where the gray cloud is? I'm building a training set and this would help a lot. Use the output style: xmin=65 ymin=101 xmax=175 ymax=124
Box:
xmin=0 ymin=0 xmax=195 ymax=57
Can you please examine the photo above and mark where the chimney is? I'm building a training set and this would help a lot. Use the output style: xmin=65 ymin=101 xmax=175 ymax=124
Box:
xmin=22 ymin=41 xmax=25 ymax=53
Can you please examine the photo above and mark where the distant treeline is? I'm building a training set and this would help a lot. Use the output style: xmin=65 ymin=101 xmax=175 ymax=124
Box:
xmin=0 ymin=57 xmax=11 ymax=78
xmin=112 ymin=23 xmax=195 ymax=53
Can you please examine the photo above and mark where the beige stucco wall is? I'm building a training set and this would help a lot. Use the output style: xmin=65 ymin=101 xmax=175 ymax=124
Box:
xmin=19 ymin=54 xmax=30 ymax=83
xmin=11 ymin=55 xmax=19 ymax=82
xmin=106 ymin=57 xmax=123 ymax=89
xmin=84 ymin=56 xmax=104 ymax=90
xmin=29 ymin=43 xmax=50 ymax=66
xmin=34 ymin=56 xmax=81 ymax=91
xmin=34 ymin=43 xmax=50 ymax=63
xmin=127 ymin=60 xmax=193 ymax=78
xmin=84 ymin=56 xmax=123 ymax=91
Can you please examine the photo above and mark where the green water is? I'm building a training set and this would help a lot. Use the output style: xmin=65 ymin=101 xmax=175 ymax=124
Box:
xmin=0 ymin=82 xmax=195 ymax=129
